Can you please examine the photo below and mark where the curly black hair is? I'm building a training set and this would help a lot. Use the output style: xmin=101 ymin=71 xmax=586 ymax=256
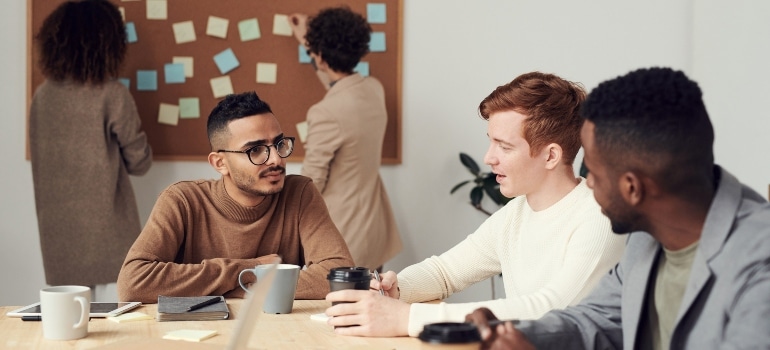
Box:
xmin=581 ymin=67 xmax=715 ymax=195
xmin=36 ymin=0 xmax=127 ymax=84
xmin=306 ymin=6 xmax=371 ymax=73
xmin=207 ymin=91 xmax=273 ymax=149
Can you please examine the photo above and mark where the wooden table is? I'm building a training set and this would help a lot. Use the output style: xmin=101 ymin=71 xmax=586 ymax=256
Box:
xmin=0 ymin=300 xmax=423 ymax=349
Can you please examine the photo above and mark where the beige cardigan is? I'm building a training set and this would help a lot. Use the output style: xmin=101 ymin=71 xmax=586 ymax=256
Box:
xmin=301 ymin=73 xmax=402 ymax=269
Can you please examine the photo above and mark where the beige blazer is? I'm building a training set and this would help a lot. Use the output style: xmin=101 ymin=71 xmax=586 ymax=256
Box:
xmin=301 ymin=73 xmax=402 ymax=269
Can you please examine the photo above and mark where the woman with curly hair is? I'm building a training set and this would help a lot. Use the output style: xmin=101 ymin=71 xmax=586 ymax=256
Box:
xmin=30 ymin=0 xmax=152 ymax=300
xmin=289 ymin=7 xmax=401 ymax=271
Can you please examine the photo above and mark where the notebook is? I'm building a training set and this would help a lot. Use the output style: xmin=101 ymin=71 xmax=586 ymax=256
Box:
xmin=94 ymin=260 xmax=279 ymax=350
xmin=157 ymin=295 xmax=229 ymax=321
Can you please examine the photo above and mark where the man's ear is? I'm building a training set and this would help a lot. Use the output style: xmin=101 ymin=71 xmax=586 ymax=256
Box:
xmin=543 ymin=143 xmax=563 ymax=170
xmin=618 ymin=171 xmax=644 ymax=206
xmin=208 ymin=152 xmax=230 ymax=176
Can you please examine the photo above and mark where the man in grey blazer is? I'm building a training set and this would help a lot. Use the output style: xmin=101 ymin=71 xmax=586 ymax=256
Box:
xmin=467 ymin=67 xmax=770 ymax=349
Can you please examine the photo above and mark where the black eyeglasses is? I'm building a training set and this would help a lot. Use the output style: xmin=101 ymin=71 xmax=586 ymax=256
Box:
xmin=217 ymin=137 xmax=295 ymax=166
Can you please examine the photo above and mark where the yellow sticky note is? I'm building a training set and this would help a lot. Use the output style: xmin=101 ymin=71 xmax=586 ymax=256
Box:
xmin=256 ymin=62 xmax=277 ymax=84
xmin=207 ymin=16 xmax=229 ymax=39
xmin=163 ymin=329 xmax=217 ymax=342
xmin=107 ymin=312 xmax=153 ymax=323
xmin=272 ymin=14 xmax=292 ymax=36
xmin=296 ymin=121 xmax=308 ymax=143
xmin=210 ymin=76 xmax=234 ymax=98
xmin=173 ymin=21 xmax=197 ymax=44
xmin=119 ymin=7 xmax=125 ymax=22
xmin=172 ymin=56 xmax=194 ymax=78
xmin=158 ymin=103 xmax=179 ymax=126
xmin=146 ymin=0 xmax=167 ymax=20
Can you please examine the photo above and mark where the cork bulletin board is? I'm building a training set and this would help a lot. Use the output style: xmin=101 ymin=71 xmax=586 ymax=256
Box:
xmin=28 ymin=0 xmax=402 ymax=163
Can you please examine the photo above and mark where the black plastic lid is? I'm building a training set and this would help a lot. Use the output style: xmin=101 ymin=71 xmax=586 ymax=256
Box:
xmin=326 ymin=267 xmax=371 ymax=282
xmin=418 ymin=322 xmax=481 ymax=344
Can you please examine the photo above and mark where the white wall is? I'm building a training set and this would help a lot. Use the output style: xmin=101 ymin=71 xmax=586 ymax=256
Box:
xmin=2 ymin=0 xmax=769 ymax=306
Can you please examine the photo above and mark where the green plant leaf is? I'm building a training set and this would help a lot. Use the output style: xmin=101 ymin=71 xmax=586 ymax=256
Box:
xmin=450 ymin=180 xmax=471 ymax=194
xmin=460 ymin=153 xmax=481 ymax=176
xmin=470 ymin=186 xmax=483 ymax=206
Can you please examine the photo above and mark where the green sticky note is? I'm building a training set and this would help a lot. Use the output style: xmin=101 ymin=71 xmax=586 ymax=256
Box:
xmin=238 ymin=18 xmax=261 ymax=41
xmin=179 ymin=97 xmax=200 ymax=118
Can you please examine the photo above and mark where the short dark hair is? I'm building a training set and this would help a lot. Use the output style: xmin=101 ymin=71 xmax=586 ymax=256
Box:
xmin=478 ymin=72 xmax=586 ymax=165
xmin=306 ymin=6 xmax=371 ymax=73
xmin=207 ymin=91 xmax=273 ymax=149
xmin=581 ymin=67 xmax=714 ymax=195
xmin=36 ymin=0 xmax=127 ymax=84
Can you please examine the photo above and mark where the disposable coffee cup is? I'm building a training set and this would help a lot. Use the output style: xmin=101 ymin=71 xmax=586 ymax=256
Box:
xmin=327 ymin=267 xmax=371 ymax=306
xmin=418 ymin=322 xmax=482 ymax=349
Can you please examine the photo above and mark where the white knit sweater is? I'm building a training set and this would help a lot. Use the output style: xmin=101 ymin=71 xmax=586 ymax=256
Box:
xmin=399 ymin=179 xmax=627 ymax=336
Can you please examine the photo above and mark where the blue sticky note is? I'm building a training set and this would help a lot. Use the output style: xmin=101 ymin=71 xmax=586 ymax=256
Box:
xmin=214 ymin=48 xmax=240 ymax=75
xmin=118 ymin=78 xmax=130 ymax=89
xmin=164 ymin=63 xmax=185 ymax=84
xmin=299 ymin=44 xmax=312 ymax=64
xmin=136 ymin=70 xmax=157 ymax=91
xmin=126 ymin=22 xmax=138 ymax=43
xmin=367 ymin=3 xmax=387 ymax=24
xmin=354 ymin=62 xmax=369 ymax=77
xmin=369 ymin=32 xmax=386 ymax=52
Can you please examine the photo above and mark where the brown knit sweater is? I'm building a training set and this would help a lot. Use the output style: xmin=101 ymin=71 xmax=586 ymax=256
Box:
xmin=117 ymin=175 xmax=354 ymax=303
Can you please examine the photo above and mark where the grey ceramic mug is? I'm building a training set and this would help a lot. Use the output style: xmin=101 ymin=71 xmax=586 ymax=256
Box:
xmin=238 ymin=263 xmax=300 ymax=314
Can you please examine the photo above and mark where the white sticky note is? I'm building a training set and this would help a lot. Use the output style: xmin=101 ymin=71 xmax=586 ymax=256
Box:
xmin=310 ymin=313 xmax=330 ymax=322
xmin=119 ymin=7 xmax=125 ymax=22
xmin=107 ymin=312 xmax=153 ymax=323
xmin=296 ymin=121 xmax=308 ymax=143
xmin=158 ymin=103 xmax=179 ymax=126
xmin=163 ymin=329 xmax=217 ymax=342
xmin=206 ymin=16 xmax=229 ymax=39
xmin=179 ymin=97 xmax=200 ymax=118
xmin=256 ymin=62 xmax=277 ymax=84
xmin=272 ymin=14 xmax=292 ymax=36
xmin=146 ymin=0 xmax=167 ymax=20
xmin=172 ymin=56 xmax=194 ymax=78
xmin=173 ymin=21 xmax=197 ymax=44
xmin=210 ymin=76 xmax=234 ymax=98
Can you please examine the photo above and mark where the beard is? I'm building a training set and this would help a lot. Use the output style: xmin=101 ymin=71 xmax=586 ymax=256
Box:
xmin=232 ymin=165 xmax=286 ymax=196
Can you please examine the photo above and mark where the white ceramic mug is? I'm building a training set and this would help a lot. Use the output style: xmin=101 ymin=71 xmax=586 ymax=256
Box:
xmin=40 ymin=285 xmax=91 ymax=340
xmin=238 ymin=264 xmax=300 ymax=314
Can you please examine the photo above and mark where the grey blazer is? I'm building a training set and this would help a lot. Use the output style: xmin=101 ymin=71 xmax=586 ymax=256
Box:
xmin=517 ymin=167 xmax=770 ymax=349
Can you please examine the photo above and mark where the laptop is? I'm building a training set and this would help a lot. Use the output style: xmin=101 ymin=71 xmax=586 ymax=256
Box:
xmin=95 ymin=260 xmax=279 ymax=350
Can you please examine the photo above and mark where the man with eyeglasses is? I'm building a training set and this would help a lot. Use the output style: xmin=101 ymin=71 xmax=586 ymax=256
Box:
xmin=117 ymin=91 xmax=354 ymax=303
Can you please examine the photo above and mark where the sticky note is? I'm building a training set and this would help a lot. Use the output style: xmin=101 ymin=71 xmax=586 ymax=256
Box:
xmin=298 ymin=45 xmax=311 ymax=63
xmin=369 ymin=32 xmax=386 ymax=52
xmin=206 ymin=16 xmax=229 ymax=39
xmin=214 ymin=48 xmax=240 ymax=75
xmin=173 ymin=21 xmax=197 ymax=44
xmin=164 ymin=63 xmax=185 ymax=84
xmin=179 ymin=97 xmax=200 ymax=118
xmin=146 ymin=0 xmax=167 ymax=20
xmin=367 ymin=3 xmax=387 ymax=24
xmin=163 ymin=329 xmax=217 ymax=342
xmin=238 ymin=18 xmax=261 ymax=42
xmin=136 ymin=70 xmax=157 ymax=91
xmin=310 ymin=312 xmax=330 ymax=322
xmin=119 ymin=7 xmax=125 ymax=22
xmin=210 ymin=76 xmax=234 ymax=98
xmin=272 ymin=14 xmax=292 ymax=36
xmin=118 ymin=78 xmax=130 ymax=89
xmin=125 ymin=22 xmax=138 ymax=43
xmin=107 ymin=312 xmax=153 ymax=323
xmin=296 ymin=121 xmax=308 ymax=143
xmin=256 ymin=62 xmax=277 ymax=84
xmin=354 ymin=62 xmax=370 ymax=77
xmin=172 ymin=56 xmax=194 ymax=78
xmin=158 ymin=103 xmax=179 ymax=126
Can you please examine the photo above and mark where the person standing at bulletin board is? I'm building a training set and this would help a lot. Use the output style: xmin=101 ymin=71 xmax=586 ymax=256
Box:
xmin=289 ymin=7 xmax=401 ymax=271
xmin=29 ymin=0 xmax=152 ymax=301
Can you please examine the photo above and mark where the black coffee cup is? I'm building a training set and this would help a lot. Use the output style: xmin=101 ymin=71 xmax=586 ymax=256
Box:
xmin=327 ymin=267 xmax=371 ymax=305
xmin=418 ymin=322 xmax=481 ymax=349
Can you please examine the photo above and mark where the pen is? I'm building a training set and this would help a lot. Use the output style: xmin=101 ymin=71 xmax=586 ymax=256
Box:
xmin=187 ymin=297 xmax=222 ymax=312
xmin=21 ymin=316 xmax=42 ymax=321
xmin=373 ymin=270 xmax=385 ymax=296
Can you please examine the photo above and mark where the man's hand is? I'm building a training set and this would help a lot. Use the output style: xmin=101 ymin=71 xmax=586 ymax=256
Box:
xmin=324 ymin=289 xmax=410 ymax=337
xmin=466 ymin=308 xmax=535 ymax=350
xmin=288 ymin=13 xmax=309 ymax=45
